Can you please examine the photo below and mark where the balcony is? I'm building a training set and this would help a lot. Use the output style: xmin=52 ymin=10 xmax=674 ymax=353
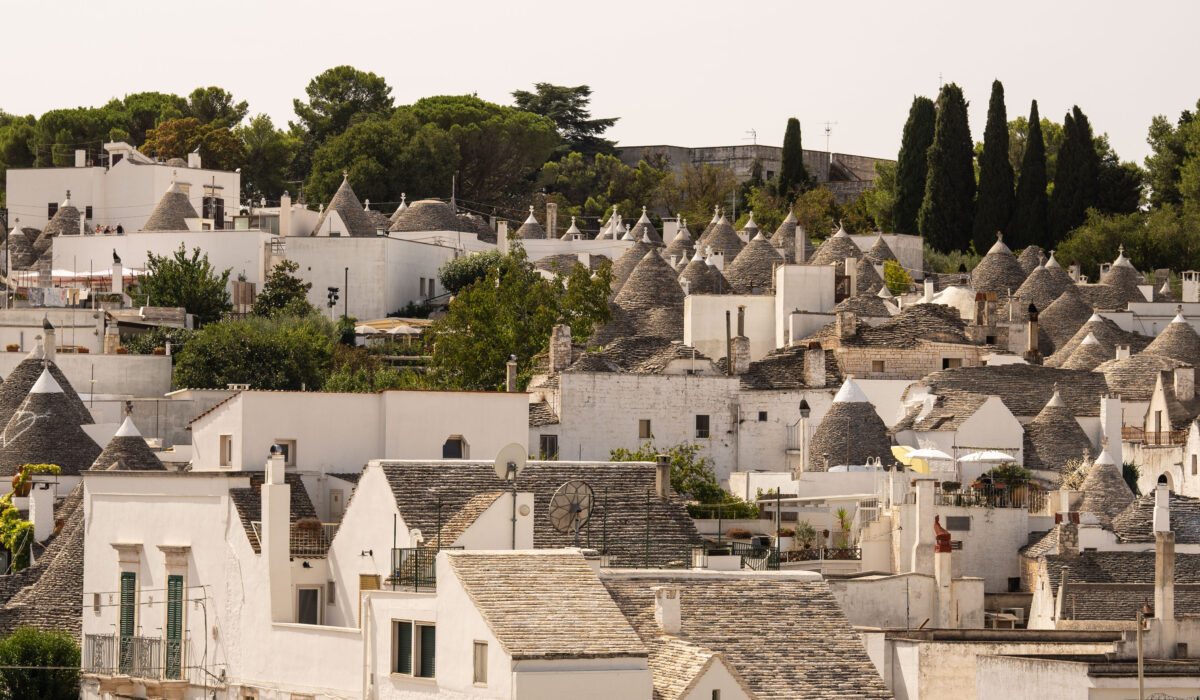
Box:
xmin=388 ymin=547 xmax=463 ymax=591
xmin=83 ymin=634 xmax=183 ymax=681
xmin=1122 ymin=426 xmax=1187 ymax=446
xmin=250 ymin=521 xmax=340 ymax=557
xmin=933 ymin=483 xmax=1048 ymax=513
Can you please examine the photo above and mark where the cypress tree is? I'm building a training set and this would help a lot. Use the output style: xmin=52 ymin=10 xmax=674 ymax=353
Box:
xmin=778 ymin=117 xmax=810 ymax=200
xmin=918 ymin=83 xmax=976 ymax=252
xmin=1011 ymin=100 xmax=1050 ymax=248
xmin=1049 ymin=106 xmax=1100 ymax=242
xmin=972 ymin=80 xmax=1014 ymax=250
xmin=894 ymin=96 xmax=936 ymax=236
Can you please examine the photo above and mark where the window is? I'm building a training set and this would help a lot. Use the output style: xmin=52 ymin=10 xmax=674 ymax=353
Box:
xmin=985 ymin=335 xmax=996 ymax=345
xmin=165 ymin=575 xmax=183 ymax=679
xmin=93 ymin=592 xmax=100 ymax=614
xmin=202 ymin=196 xmax=225 ymax=228
xmin=327 ymin=580 xmax=336 ymax=605
xmin=695 ymin=415 xmax=710 ymax=439
xmin=758 ymin=411 xmax=768 ymax=422
xmin=297 ymin=587 xmax=322 ymax=625
xmin=945 ymin=516 xmax=971 ymax=531
xmin=1008 ymin=577 xmax=1021 ymax=593
xmin=950 ymin=540 xmax=963 ymax=550
xmin=392 ymin=621 xmax=436 ymax=678
xmin=639 ymin=419 xmax=652 ymax=439
xmin=219 ymin=435 xmax=233 ymax=467
xmin=872 ymin=360 xmax=885 ymax=373
xmin=1193 ymin=455 xmax=1197 ymax=476
xmin=539 ymin=434 xmax=559 ymax=460
xmin=442 ymin=436 xmax=464 ymax=459
xmin=713 ymin=691 xmax=722 ymax=700
xmin=119 ymin=571 xmax=136 ymax=674
xmin=274 ymin=439 xmax=297 ymax=467
xmin=419 ymin=278 xmax=426 ymax=297
xmin=942 ymin=357 xmax=963 ymax=370
xmin=48 ymin=202 xmax=58 ymax=218
xmin=473 ymin=641 xmax=487 ymax=685
xmin=85 ymin=205 xmax=93 ymax=219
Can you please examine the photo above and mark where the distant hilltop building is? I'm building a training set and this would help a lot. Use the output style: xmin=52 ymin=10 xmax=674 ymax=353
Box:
xmin=616 ymin=143 xmax=893 ymax=203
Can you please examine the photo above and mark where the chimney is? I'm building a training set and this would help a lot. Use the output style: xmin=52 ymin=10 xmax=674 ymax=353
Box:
xmin=804 ymin=345 xmax=826 ymax=388
xmin=1115 ymin=344 xmax=1131 ymax=360
xmin=731 ymin=337 xmax=751 ymax=375
xmin=262 ymin=444 xmax=291 ymax=622
xmin=1183 ymin=271 xmax=1200 ymax=303
xmin=279 ymin=191 xmax=292 ymax=236
xmin=652 ymin=585 xmax=681 ymax=635
xmin=795 ymin=226 xmax=808 ymax=263
xmin=835 ymin=310 xmax=856 ymax=341
xmin=549 ymin=324 xmax=572 ymax=372
xmin=1154 ymin=483 xmax=1171 ymax=533
xmin=497 ymin=221 xmax=510 ymax=254
xmin=41 ymin=320 xmax=56 ymax=362
xmin=187 ymin=151 xmax=201 ymax=169
xmin=111 ymin=258 xmax=123 ymax=294
xmin=103 ymin=323 xmax=120 ymax=354
xmin=506 ymin=359 xmax=518 ymax=392
xmin=28 ymin=478 xmax=56 ymax=543
xmin=1069 ymin=263 xmax=1082 ymax=282
xmin=545 ymin=202 xmax=558 ymax=239
xmin=725 ymin=310 xmax=733 ymax=376
xmin=1024 ymin=303 xmax=1042 ymax=365
xmin=910 ymin=477 xmax=936 ymax=575
xmin=1155 ymin=529 xmax=1176 ymax=625
xmin=655 ymin=454 xmax=671 ymax=500
xmin=736 ymin=305 xmax=746 ymax=337
xmin=74 ymin=149 xmax=86 ymax=168
xmin=1174 ymin=366 xmax=1195 ymax=402
xmin=845 ymin=258 xmax=857 ymax=298
xmin=923 ymin=278 xmax=935 ymax=302
xmin=1100 ymin=397 xmax=1124 ymax=466
xmin=934 ymin=516 xmax=954 ymax=627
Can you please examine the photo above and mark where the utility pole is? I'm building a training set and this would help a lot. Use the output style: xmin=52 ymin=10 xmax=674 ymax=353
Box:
xmin=344 ymin=267 xmax=349 ymax=320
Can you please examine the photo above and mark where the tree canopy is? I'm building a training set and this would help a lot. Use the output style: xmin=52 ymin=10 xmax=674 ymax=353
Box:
xmin=254 ymin=260 xmax=314 ymax=317
xmin=1010 ymin=100 xmax=1050 ymax=248
xmin=918 ymin=83 xmax=976 ymax=252
xmin=0 ymin=627 xmax=79 ymax=700
xmin=777 ymin=117 xmax=811 ymax=201
xmin=131 ymin=245 xmax=231 ymax=326
xmin=512 ymin=83 xmax=616 ymax=158
xmin=173 ymin=312 xmax=337 ymax=390
xmin=972 ymin=80 xmax=1014 ymax=250
xmin=894 ymin=96 xmax=936 ymax=236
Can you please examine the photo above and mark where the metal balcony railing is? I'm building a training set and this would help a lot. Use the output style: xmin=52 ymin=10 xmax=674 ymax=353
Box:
xmin=250 ymin=521 xmax=340 ymax=557
xmin=84 ymin=634 xmax=183 ymax=680
xmin=1122 ymin=426 xmax=1187 ymax=445
xmin=388 ymin=547 xmax=463 ymax=591
xmin=933 ymin=484 xmax=1048 ymax=512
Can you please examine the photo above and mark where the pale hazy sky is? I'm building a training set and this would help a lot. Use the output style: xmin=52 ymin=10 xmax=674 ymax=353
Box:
xmin=2 ymin=0 xmax=1196 ymax=165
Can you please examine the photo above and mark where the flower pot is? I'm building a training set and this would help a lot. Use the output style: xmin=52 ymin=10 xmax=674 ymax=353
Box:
xmin=115 ymin=347 xmax=128 ymax=355
xmin=11 ymin=474 xmax=30 ymax=498
xmin=78 ymin=347 xmax=89 ymax=354
xmin=5 ymin=344 xmax=18 ymax=352
xmin=152 ymin=348 xmax=166 ymax=356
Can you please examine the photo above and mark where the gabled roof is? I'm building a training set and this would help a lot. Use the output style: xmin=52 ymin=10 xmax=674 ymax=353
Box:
xmin=906 ymin=364 xmax=1110 ymax=417
xmin=447 ymin=551 xmax=646 ymax=660
xmin=730 ymin=347 xmax=842 ymax=391
xmin=602 ymin=574 xmax=892 ymax=699
xmin=436 ymin=492 xmax=505 ymax=545
xmin=528 ymin=400 xmax=559 ymax=426
xmin=567 ymin=337 xmax=714 ymax=376
xmin=818 ymin=303 xmax=970 ymax=349
xmin=892 ymin=390 xmax=991 ymax=432
xmin=1022 ymin=390 xmax=1093 ymax=474
xmin=228 ymin=473 xmax=323 ymax=555
xmin=1042 ymin=551 xmax=1200 ymax=601
xmin=312 ymin=174 xmax=377 ymax=237
xmin=143 ymin=181 xmax=199 ymax=231
xmin=379 ymin=461 xmax=702 ymax=568
xmin=833 ymin=293 xmax=893 ymax=318
xmin=1095 ymin=353 xmax=1190 ymax=403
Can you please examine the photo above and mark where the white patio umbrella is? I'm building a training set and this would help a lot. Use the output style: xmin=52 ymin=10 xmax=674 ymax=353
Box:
xmin=354 ymin=324 xmax=382 ymax=335
xmin=387 ymin=325 xmax=423 ymax=335
xmin=957 ymin=450 xmax=1015 ymax=463
xmin=904 ymin=447 xmax=954 ymax=461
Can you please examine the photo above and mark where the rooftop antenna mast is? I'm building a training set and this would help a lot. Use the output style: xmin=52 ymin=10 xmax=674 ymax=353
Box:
xmin=823 ymin=122 xmax=838 ymax=161
xmin=744 ymin=129 xmax=757 ymax=145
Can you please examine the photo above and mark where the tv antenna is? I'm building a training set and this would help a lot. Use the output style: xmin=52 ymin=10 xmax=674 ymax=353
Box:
xmin=823 ymin=122 xmax=838 ymax=155
xmin=494 ymin=443 xmax=527 ymax=549
xmin=744 ymin=129 xmax=757 ymax=145
xmin=548 ymin=480 xmax=594 ymax=547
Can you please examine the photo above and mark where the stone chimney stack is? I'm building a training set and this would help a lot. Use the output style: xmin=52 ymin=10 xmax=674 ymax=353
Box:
xmin=497 ymin=221 xmax=510 ymax=254
xmin=910 ymin=477 xmax=936 ymax=576
xmin=804 ymin=344 xmax=826 ymax=388
xmin=549 ymin=324 xmax=573 ymax=372
xmin=923 ymin=278 xmax=935 ymax=303
xmin=41 ymin=318 xmax=56 ymax=362
xmin=653 ymin=585 xmax=681 ymax=634
xmin=279 ymin=190 xmax=292 ymax=236
xmin=795 ymin=226 xmax=808 ymax=263
xmin=846 ymin=258 xmax=857 ymax=298
xmin=934 ymin=516 xmax=954 ymax=627
xmin=1154 ymin=483 xmax=1171 ymax=533
xmin=835 ymin=310 xmax=856 ymax=341
xmin=546 ymin=202 xmax=558 ymax=239
xmin=111 ymin=257 xmax=124 ymax=295
xmin=655 ymin=454 xmax=671 ymax=500
xmin=1183 ymin=271 xmax=1200 ymax=303
xmin=1174 ymin=366 xmax=1195 ymax=402
xmin=1115 ymin=344 xmax=1131 ymax=360
xmin=1024 ymin=303 xmax=1042 ymax=365
xmin=505 ymin=359 xmax=518 ymax=392
xmin=28 ymin=477 xmax=56 ymax=543
xmin=1155 ymin=529 xmax=1176 ymax=627
xmin=1069 ymin=262 xmax=1082 ymax=282
xmin=731 ymin=306 xmax=750 ymax=375
xmin=263 ymin=444 xmax=291 ymax=622
xmin=1100 ymin=397 xmax=1123 ymax=466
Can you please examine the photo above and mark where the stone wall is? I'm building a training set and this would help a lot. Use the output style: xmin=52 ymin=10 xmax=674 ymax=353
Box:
xmin=835 ymin=342 xmax=990 ymax=380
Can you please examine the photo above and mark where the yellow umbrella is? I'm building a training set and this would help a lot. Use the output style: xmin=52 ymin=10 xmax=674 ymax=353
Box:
xmin=891 ymin=445 xmax=929 ymax=474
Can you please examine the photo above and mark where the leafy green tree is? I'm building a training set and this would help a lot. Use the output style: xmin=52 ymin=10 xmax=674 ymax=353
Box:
xmin=918 ymin=83 xmax=976 ymax=252
xmin=1049 ymin=106 xmax=1101 ymax=242
xmin=131 ymin=245 xmax=231 ymax=326
xmin=1144 ymin=102 xmax=1198 ymax=208
xmin=429 ymin=247 xmax=611 ymax=390
xmin=141 ymin=117 xmax=245 ymax=171
xmin=292 ymin=66 xmax=394 ymax=145
xmin=973 ymin=80 xmax=1015 ymax=250
xmin=322 ymin=346 xmax=435 ymax=392
xmin=237 ymin=114 xmax=300 ymax=201
xmin=608 ymin=442 xmax=722 ymax=502
xmin=0 ymin=627 xmax=79 ymax=700
xmin=1055 ymin=205 xmax=1200 ymax=280
xmin=512 ymin=83 xmax=616 ymax=158
xmin=406 ymin=95 xmax=559 ymax=204
xmin=1011 ymin=100 xmax=1051 ymax=248
xmin=173 ymin=312 xmax=336 ymax=390
xmin=254 ymin=260 xmax=313 ymax=316
xmin=656 ymin=161 xmax=738 ymax=228
xmin=1094 ymin=136 xmax=1145 ymax=215
xmin=883 ymin=259 xmax=914 ymax=295
xmin=894 ymin=96 xmax=936 ymax=236
xmin=35 ymin=105 xmax=130 ymax=166
xmin=438 ymin=250 xmax=503 ymax=294
xmin=306 ymin=110 xmax=457 ymax=204
xmin=123 ymin=326 xmax=194 ymax=356
xmin=777 ymin=117 xmax=811 ymax=201
xmin=186 ymin=86 xmax=248 ymax=128
xmin=862 ymin=160 xmax=897 ymax=231
xmin=120 ymin=92 xmax=187 ymax=145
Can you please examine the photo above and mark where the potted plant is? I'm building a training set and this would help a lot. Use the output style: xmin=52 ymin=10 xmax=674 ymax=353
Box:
xmin=10 ymin=463 xmax=61 ymax=498
xmin=776 ymin=528 xmax=796 ymax=551
xmin=78 ymin=347 xmax=89 ymax=354
xmin=115 ymin=346 xmax=128 ymax=354
xmin=5 ymin=344 xmax=17 ymax=352
xmin=834 ymin=508 xmax=853 ymax=549
xmin=795 ymin=521 xmax=817 ymax=550
xmin=725 ymin=527 xmax=752 ymax=541
xmin=152 ymin=347 xmax=166 ymax=356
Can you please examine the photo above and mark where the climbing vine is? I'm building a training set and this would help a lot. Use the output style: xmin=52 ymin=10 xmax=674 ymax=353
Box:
xmin=0 ymin=464 xmax=61 ymax=572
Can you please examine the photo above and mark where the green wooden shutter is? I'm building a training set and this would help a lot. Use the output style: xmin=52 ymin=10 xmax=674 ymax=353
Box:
xmin=119 ymin=572 xmax=136 ymax=637
xmin=395 ymin=621 xmax=412 ymax=674
xmin=418 ymin=625 xmax=436 ymax=678
xmin=165 ymin=575 xmax=183 ymax=679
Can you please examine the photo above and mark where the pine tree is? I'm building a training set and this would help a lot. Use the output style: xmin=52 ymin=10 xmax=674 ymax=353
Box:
xmin=894 ymin=96 xmax=936 ymax=236
xmin=1049 ymin=106 xmax=1100 ymax=243
xmin=1011 ymin=100 xmax=1050 ymax=247
xmin=778 ymin=117 xmax=810 ymax=200
xmin=918 ymin=83 xmax=976 ymax=252
xmin=972 ymin=80 xmax=1014 ymax=250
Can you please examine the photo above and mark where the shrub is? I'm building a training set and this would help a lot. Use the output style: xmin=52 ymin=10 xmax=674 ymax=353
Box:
xmin=725 ymin=527 xmax=752 ymax=539
xmin=795 ymin=521 xmax=817 ymax=548
xmin=0 ymin=627 xmax=80 ymax=700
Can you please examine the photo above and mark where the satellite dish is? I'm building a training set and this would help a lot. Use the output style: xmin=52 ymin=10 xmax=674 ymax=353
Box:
xmin=548 ymin=480 xmax=594 ymax=546
xmin=494 ymin=442 xmax=527 ymax=481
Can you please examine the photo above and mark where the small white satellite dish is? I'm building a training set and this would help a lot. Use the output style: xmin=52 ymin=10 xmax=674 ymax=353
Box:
xmin=494 ymin=442 xmax=527 ymax=481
